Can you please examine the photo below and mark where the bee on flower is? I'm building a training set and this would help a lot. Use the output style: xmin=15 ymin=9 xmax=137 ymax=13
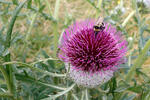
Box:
xmin=57 ymin=18 xmax=127 ymax=88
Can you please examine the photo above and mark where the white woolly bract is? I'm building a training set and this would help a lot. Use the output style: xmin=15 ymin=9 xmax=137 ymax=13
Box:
xmin=65 ymin=63 xmax=114 ymax=88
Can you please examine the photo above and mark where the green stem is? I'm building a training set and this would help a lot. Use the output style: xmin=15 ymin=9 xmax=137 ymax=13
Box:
xmin=72 ymin=94 xmax=79 ymax=100
xmin=67 ymin=91 xmax=72 ymax=100
xmin=54 ymin=0 xmax=60 ymax=20
xmin=96 ymin=0 xmax=102 ymax=18
xmin=81 ymin=90 xmax=85 ymax=100
xmin=97 ymin=0 xmax=102 ymax=9
xmin=2 ymin=61 xmax=66 ymax=77
xmin=31 ymin=57 xmax=59 ymax=65
xmin=53 ymin=0 xmax=60 ymax=57
xmin=125 ymin=39 xmax=150 ymax=82
xmin=25 ymin=13 xmax=37 ymax=41
xmin=0 ymin=67 xmax=11 ymax=92
xmin=22 ymin=12 xmax=37 ymax=62
xmin=51 ymin=83 xmax=76 ymax=99
xmin=45 ymin=0 xmax=53 ymax=16
xmin=86 ymin=0 xmax=100 ymax=13
xmin=85 ymin=89 xmax=89 ymax=100
xmin=53 ymin=22 xmax=59 ymax=57
xmin=122 ymin=10 xmax=136 ymax=27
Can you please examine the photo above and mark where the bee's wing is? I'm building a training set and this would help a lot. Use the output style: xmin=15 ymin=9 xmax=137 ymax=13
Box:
xmin=96 ymin=17 xmax=104 ymax=25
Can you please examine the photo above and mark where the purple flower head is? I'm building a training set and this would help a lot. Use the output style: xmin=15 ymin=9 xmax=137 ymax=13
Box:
xmin=58 ymin=19 xmax=127 ymax=88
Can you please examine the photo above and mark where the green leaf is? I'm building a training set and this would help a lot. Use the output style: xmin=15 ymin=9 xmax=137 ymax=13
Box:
xmin=0 ymin=44 xmax=5 ymax=56
xmin=11 ymin=32 xmax=23 ymax=45
xmin=120 ymin=93 xmax=136 ymax=100
xmin=15 ymin=74 xmax=66 ymax=90
xmin=6 ymin=0 xmax=27 ymax=48
xmin=39 ymin=5 xmax=46 ymax=12
xmin=86 ymin=0 xmax=100 ymax=13
xmin=0 ymin=0 xmax=12 ymax=4
xmin=114 ymin=85 xmax=129 ymax=93
xmin=128 ymin=85 xmax=142 ymax=93
xmin=12 ymin=0 xmax=18 ymax=5
xmin=28 ymin=6 xmax=56 ymax=22
xmin=4 ymin=1 xmax=27 ymax=96
xmin=124 ymin=94 xmax=136 ymax=100
xmin=136 ymin=68 xmax=150 ymax=82
xmin=41 ymin=50 xmax=55 ymax=69
xmin=2 ymin=49 xmax=9 ymax=57
xmin=125 ymin=39 xmax=150 ymax=82
xmin=144 ymin=92 xmax=150 ymax=100
xmin=0 ymin=26 xmax=5 ymax=44
xmin=27 ymin=0 xmax=32 ymax=8
xmin=3 ymin=61 xmax=66 ymax=77
xmin=114 ymin=80 xmax=130 ymax=93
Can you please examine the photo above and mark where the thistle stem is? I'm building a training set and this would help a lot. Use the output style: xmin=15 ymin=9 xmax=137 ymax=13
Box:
xmin=81 ymin=90 xmax=85 ymax=100
xmin=85 ymin=89 xmax=89 ymax=100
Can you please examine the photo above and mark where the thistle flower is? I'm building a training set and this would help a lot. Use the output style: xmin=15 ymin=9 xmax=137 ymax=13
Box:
xmin=58 ymin=19 xmax=127 ymax=88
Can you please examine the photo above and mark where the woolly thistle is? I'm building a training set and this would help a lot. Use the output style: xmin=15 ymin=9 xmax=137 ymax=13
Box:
xmin=58 ymin=19 xmax=127 ymax=88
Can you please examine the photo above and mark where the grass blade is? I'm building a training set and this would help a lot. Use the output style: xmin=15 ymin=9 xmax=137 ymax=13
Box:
xmin=54 ymin=0 xmax=60 ymax=20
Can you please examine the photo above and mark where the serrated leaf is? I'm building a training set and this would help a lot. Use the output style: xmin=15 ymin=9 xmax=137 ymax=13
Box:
xmin=5 ymin=0 xmax=26 ymax=48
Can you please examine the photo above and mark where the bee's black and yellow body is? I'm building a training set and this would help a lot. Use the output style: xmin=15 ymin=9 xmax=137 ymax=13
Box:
xmin=93 ymin=22 xmax=105 ymax=36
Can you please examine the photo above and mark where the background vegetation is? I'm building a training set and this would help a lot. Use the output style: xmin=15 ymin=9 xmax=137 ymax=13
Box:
xmin=0 ymin=0 xmax=150 ymax=100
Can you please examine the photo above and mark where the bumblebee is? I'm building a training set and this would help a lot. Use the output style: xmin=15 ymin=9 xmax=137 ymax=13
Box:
xmin=93 ymin=17 xmax=105 ymax=35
